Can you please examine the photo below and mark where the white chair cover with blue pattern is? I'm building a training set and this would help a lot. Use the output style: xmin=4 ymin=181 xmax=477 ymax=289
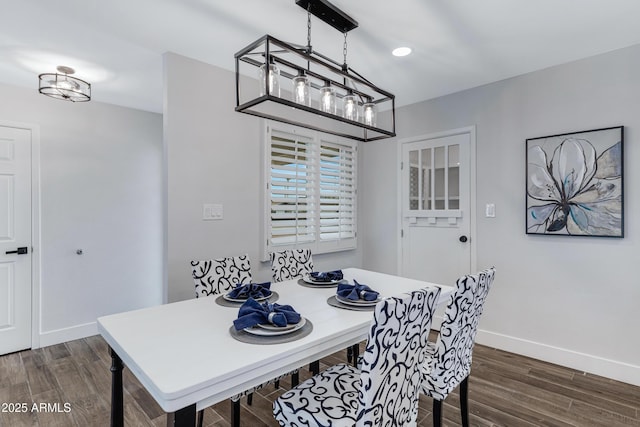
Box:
xmin=270 ymin=248 xmax=314 ymax=282
xmin=421 ymin=267 xmax=495 ymax=427
xmin=273 ymin=286 xmax=441 ymax=427
xmin=191 ymin=254 xmax=252 ymax=298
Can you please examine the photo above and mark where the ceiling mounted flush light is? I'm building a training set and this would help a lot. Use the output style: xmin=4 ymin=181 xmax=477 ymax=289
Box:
xmin=234 ymin=0 xmax=395 ymax=142
xmin=38 ymin=65 xmax=91 ymax=102
xmin=392 ymin=47 xmax=412 ymax=57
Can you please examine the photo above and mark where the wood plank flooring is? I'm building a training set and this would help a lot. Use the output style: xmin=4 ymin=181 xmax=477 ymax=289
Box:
xmin=1 ymin=335 xmax=639 ymax=426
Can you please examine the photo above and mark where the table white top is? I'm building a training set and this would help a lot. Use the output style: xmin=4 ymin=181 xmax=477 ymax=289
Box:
xmin=97 ymin=268 xmax=452 ymax=413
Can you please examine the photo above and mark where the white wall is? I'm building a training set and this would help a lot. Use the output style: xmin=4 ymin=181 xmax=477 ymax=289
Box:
xmin=361 ymin=44 xmax=640 ymax=386
xmin=0 ymin=83 xmax=163 ymax=346
xmin=163 ymin=52 xmax=362 ymax=303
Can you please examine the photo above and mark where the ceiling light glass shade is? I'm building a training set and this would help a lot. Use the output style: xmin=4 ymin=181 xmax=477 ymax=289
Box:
xmin=363 ymin=102 xmax=377 ymax=127
xmin=38 ymin=67 xmax=91 ymax=102
xmin=392 ymin=47 xmax=412 ymax=57
xmin=235 ymin=35 xmax=395 ymax=142
xmin=319 ymin=83 xmax=337 ymax=114
xmin=342 ymin=93 xmax=359 ymax=121
xmin=292 ymin=73 xmax=311 ymax=106
xmin=259 ymin=61 xmax=280 ymax=97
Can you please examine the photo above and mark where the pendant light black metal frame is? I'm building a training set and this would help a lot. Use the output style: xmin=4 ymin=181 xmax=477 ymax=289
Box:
xmin=235 ymin=0 xmax=395 ymax=142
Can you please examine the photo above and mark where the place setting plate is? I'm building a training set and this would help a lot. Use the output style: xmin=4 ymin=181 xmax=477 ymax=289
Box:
xmin=335 ymin=295 xmax=381 ymax=307
xmin=244 ymin=317 xmax=307 ymax=336
xmin=229 ymin=317 xmax=314 ymax=344
xmin=326 ymin=295 xmax=381 ymax=311
xmin=298 ymin=273 xmax=344 ymax=288
xmin=215 ymin=291 xmax=279 ymax=307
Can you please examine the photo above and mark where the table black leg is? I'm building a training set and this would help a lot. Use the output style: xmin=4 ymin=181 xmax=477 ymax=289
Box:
xmin=170 ymin=404 xmax=196 ymax=427
xmin=109 ymin=347 xmax=124 ymax=427
xmin=231 ymin=399 xmax=241 ymax=427
xmin=351 ymin=343 xmax=360 ymax=367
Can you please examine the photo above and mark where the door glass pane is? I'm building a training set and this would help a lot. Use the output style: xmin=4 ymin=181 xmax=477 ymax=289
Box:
xmin=421 ymin=148 xmax=431 ymax=210
xmin=448 ymin=144 xmax=460 ymax=209
xmin=409 ymin=150 xmax=418 ymax=210
xmin=434 ymin=146 xmax=445 ymax=210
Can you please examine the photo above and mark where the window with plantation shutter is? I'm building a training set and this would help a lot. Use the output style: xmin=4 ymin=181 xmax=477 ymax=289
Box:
xmin=263 ymin=123 xmax=357 ymax=258
xmin=319 ymin=140 xmax=356 ymax=242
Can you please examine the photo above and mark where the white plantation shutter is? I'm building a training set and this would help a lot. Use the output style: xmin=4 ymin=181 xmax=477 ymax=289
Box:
xmin=319 ymin=140 xmax=356 ymax=243
xmin=265 ymin=124 xmax=357 ymax=256
xmin=269 ymin=130 xmax=315 ymax=246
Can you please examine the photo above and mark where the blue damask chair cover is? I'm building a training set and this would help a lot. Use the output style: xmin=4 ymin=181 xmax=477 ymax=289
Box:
xmin=270 ymin=248 xmax=314 ymax=282
xmin=189 ymin=253 xmax=297 ymax=427
xmin=421 ymin=267 xmax=496 ymax=427
xmin=191 ymin=254 xmax=252 ymax=297
xmin=273 ymin=286 xmax=441 ymax=427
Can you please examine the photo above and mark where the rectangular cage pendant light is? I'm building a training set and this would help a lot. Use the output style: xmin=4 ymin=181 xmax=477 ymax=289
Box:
xmin=234 ymin=1 xmax=396 ymax=142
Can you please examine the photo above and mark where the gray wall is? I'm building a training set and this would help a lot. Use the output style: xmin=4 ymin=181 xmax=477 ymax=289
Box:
xmin=163 ymin=52 xmax=362 ymax=303
xmin=361 ymin=44 xmax=640 ymax=385
xmin=0 ymin=82 xmax=163 ymax=346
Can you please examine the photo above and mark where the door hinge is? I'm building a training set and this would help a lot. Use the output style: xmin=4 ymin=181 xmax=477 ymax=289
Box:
xmin=400 ymin=161 xmax=403 ymax=170
xmin=401 ymin=229 xmax=404 ymax=238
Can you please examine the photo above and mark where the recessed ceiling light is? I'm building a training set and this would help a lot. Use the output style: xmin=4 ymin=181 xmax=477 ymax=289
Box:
xmin=392 ymin=47 xmax=412 ymax=57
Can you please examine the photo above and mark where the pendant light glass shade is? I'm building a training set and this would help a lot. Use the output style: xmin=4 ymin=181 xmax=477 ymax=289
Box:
xmin=259 ymin=61 xmax=281 ymax=97
xmin=342 ymin=93 xmax=359 ymax=121
xmin=319 ymin=83 xmax=336 ymax=114
xmin=292 ymin=72 xmax=311 ymax=106
xmin=363 ymin=102 xmax=377 ymax=127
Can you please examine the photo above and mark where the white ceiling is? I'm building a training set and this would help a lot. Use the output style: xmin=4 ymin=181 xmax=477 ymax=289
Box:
xmin=3 ymin=0 xmax=640 ymax=114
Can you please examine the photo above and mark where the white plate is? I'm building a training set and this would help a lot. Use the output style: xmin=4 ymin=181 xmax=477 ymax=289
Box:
xmin=244 ymin=318 xmax=306 ymax=336
xmin=302 ymin=274 xmax=343 ymax=285
xmin=222 ymin=291 xmax=272 ymax=303
xmin=335 ymin=294 xmax=381 ymax=307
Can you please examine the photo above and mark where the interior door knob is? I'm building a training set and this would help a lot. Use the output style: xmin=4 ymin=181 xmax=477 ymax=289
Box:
xmin=459 ymin=236 xmax=468 ymax=243
xmin=5 ymin=246 xmax=28 ymax=255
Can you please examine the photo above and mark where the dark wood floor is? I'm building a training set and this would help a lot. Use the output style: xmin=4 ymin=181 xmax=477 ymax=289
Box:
xmin=1 ymin=335 xmax=639 ymax=426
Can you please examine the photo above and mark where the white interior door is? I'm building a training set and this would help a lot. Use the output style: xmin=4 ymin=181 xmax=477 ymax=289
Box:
xmin=0 ymin=125 xmax=32 ymax=355
xmin=400 ymin=129 xmax=473 ymax=287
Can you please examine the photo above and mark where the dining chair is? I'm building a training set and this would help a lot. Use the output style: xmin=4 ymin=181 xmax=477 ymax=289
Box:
xmin=270 ymin=248 xmax=314 ymax=282
xmin=421 ymin=267 xmax=496 ymax=427
xmin=273 ymin=286 xmax=441 ymax=426
xmin=189 ymin=254 xmax=299 ymax=427
xmin=191 ymin=253 xmax=253 ymax=297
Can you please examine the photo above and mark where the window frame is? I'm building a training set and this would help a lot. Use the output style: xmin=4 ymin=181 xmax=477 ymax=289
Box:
xmin=262 ymin=121 xmax=358 ymax=260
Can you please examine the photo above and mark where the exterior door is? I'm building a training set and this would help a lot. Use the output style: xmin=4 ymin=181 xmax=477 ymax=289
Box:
xmin=400 ymin=128 xmax=473 ymax=286
xmin=0 ymin=125 xmax=32 ymax=355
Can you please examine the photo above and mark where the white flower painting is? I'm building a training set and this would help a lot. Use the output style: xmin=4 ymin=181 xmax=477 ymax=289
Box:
xmin=526 ymin=127 xmax=623 ymax=237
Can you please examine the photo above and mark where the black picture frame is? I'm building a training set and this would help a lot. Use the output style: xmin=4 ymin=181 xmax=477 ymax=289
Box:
xmin=525 ymin=126 xmax=624 ymax=237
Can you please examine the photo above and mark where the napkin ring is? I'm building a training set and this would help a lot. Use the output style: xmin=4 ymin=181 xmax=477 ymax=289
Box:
xmin=359 ymin=290 xmax=368 ymax=299
xmin=267 ymin=312 xmax=277 ymax=324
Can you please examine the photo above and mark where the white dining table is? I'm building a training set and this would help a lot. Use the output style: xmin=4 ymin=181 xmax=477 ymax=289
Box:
xmin=97 ymin=267 xmax=453 ymax=426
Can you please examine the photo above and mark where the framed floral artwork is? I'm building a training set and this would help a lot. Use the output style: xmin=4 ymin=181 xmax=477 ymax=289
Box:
xmin=526 ymin=126 xmax=624 ymax=237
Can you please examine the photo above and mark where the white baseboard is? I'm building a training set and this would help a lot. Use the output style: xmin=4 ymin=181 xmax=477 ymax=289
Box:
xmin=38 ymin=322 xmax=98 ymax=348
xmin=476 ymin=329 xmax=640 ymax=387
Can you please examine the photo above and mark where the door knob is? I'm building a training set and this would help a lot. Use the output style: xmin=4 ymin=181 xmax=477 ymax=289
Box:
xmin=459 ymin=236 xmax=468 ymax=243
xmin=5 ymin=246 xmax=28 ymax=255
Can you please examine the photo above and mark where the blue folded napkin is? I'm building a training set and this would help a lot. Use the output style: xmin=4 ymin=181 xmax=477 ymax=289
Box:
xmin=227 ymin=282 xmax=272 ymax=300
xmin=233 ymin=298 xmax=301 ymax=331
xmin=310 ymin=270 xmax=343 ymax=282
xmin=337 ymin=280 xmax=380 ymax=301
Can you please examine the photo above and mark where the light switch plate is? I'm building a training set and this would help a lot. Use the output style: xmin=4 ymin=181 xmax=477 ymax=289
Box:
xmin=485 ymin=203 xmax=495 ymax=218
xmin=203 ymin=204 xmax=223 ymax=220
